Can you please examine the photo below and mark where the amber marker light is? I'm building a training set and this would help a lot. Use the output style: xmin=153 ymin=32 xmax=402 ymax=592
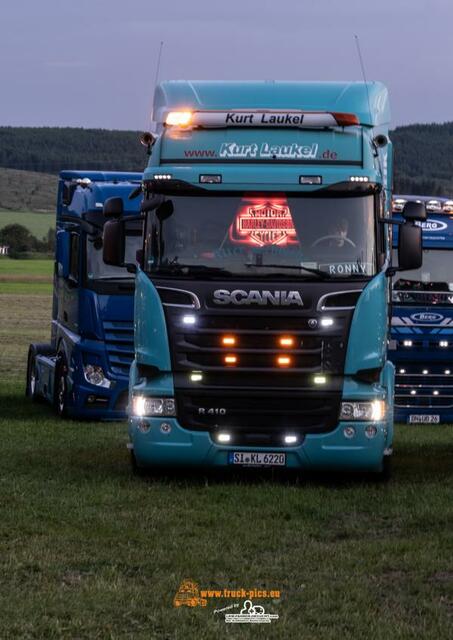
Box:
xmin=165 ymin=111 xmax=192 ymax=126
xmin=279 ymin=336 xmax=295 ymax=348
xmin=224 ymin=355 xmax=238 ymax=366
xmin=277 ymin=355 xmax=292 ymax=367
xmin=222 ymin=335 xmax=237 ymax=347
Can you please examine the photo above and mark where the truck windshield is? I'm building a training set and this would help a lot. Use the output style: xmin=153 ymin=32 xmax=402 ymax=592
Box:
xmin=393 ymin=248 xmax=453 ymax=303
xmin=144 ymin=193 xmax=376 ymax=279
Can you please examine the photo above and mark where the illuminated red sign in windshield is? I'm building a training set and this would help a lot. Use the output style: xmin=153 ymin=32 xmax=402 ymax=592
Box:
xmin=230 ymin=199 xmax=299 ymax=247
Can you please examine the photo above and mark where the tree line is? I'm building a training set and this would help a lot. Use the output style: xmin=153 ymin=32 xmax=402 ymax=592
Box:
xmin=0 ymin=224 xmax=54 ymax=258
xmin=1 ymin=123 xmax=453 ymax=196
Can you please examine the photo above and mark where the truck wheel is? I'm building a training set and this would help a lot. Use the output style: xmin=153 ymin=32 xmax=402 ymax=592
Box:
xmin=26 ymin=343 xmax=54 ymax=401
xmin=54 ymin=354 xmax=69 ymax=417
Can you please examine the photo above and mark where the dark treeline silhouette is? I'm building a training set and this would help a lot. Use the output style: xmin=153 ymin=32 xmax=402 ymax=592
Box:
xmin=0 ymin=127 xmax=146 ymax=173
xmin=1 ymin=124 xmax=453 ymax=196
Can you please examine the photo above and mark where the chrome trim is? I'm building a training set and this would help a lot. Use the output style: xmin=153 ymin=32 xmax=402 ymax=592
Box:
xmin=316 ymin=289 xmax=361 ymax=311
xmin=156 ymin=286 xmax=201 ymax=309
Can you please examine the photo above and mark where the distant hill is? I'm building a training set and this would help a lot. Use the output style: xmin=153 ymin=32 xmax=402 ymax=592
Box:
xmin=1 ymin=123 xmax=453 ymax=199
xmin=392 ymin=122 xmax=453 ymax=196
xmin=0 ymin=127 xmax=145 ymax=173
xmin=0 ymin=168 xmax=57 ymax=211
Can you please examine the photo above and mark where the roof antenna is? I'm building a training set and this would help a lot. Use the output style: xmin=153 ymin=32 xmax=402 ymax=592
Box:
xmin=153 ymin=40 xmax=164 ymax=99
xmin=354 ymin=35 xmax=372 ymax=124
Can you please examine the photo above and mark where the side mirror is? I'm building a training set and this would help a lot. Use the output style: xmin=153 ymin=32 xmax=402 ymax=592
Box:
xmin=398 ymin=222 xmax=422 ymax=271
xmin=103 ymin=197 xmax=124 ymax=218
xmin=156 ymin=200 xmax=174 ymax=222
xmin=56 ymin=230 xmax=70 ymax=278
xmin=402 ymin=201 xmax=427 ymax=222
xmin=103 ymin=218 xmax=125 ymax=266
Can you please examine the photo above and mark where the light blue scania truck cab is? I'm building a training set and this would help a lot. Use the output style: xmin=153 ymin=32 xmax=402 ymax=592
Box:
xmin=103 ymin=81 xmax=423 ymax=474
xmin=389 ymin=195 xmax=453 ymax=424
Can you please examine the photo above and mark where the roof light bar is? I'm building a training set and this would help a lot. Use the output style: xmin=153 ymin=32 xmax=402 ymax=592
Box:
xmin=443 ymin=200 xmax=453 ymax=213
xmin=426 ymin=199 xmax=442 ymax=212
xmin=164 ymin=110 xmax=360 ymax=129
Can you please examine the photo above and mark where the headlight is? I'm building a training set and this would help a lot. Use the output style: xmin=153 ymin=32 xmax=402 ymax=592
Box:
xmin=340 ymin=400 xmax=385 ymax=421
xmin=132 ymin=396 xmax=176 ymax=417
xmin=83 ymin=364 xmax=111 ymax=388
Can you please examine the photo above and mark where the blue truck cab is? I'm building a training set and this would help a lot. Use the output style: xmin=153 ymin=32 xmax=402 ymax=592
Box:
xmin=103 ymin=81 xmax=423 ymax=475
xmin=26 ymin=171 xmax=142 ymax=419
xmin=389 ymin=194 xmax=453 ymax=424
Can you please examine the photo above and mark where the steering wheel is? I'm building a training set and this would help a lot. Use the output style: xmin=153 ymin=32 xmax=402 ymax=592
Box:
xmin=311 ymin=235 xmax=357 ymax=248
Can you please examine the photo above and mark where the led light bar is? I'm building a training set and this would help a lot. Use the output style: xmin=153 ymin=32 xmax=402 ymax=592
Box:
xmin=392 ymin=198 xmax=407 ymax=212
xmin=165 ymin=110 xmax=360 ymax=129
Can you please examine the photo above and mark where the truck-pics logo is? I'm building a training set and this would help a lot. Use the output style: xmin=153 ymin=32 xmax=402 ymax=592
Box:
xmin=230 ymin=202 xmax=298 ymax=247
xmin=213 ymin=289 xmax=303 ymax=306
xmin=173 ymin=580 xmax=208 ymax=608
xmin=219 ymin=141 xmax=318 ymax=160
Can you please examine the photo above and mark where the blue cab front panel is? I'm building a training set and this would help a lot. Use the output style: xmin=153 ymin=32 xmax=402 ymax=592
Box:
xmin=40 ymin=171 xmax=142 ymax=419
xmin=390 ymin=195 xmax=453 ymax=423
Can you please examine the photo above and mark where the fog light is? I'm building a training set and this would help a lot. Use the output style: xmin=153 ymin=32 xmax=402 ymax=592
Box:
xmin=433 ymin=390 xmax=439 ymax=396
xmin=284 ymin=434 xmax=298 ymax=445
xmin=217 ymin=432 xmax=231 ymax=443
xmin=190 ymin=371 xmax=203 ymax=382
xmin=399 ymin=368 xmax=406 ymax=374
xmin=320 ymin=317 xmax=334 ymax=328
xmin=445 ymin=369 xmax=451 ymax=375
xmin=365 ymin=425 xmax=378 ymax=439
xmin=440 ymin=341 xmax=449 ymax=348
xmin=182 ymin=314 xmax=196 ymax=325
xmin=410 ymin=390 xmax=417 ymax=395
xmin=403 ymin=340 xmax=413 ymax=347
xmin=343 ymin=426 xmax=356 ymax=439
xmin=160 ymin=422 xmax=172 ymax=434
xmin=422 ymin=369 xmax=428 ymax=375
xmin=314 ymin=375 xmax=327 ymax=385
xmin=137 ymin=420 xmax=151 ymax=433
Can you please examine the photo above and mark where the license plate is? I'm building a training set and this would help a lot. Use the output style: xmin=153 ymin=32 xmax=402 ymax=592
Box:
xmin=409 ymin=414 xmax=440 ymax=424
xmin=228 ymin=452 xmax=286 ymax=467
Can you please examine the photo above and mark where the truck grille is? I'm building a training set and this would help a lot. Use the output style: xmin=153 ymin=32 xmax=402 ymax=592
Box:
xmin=103 ymin=320 xmax=134 ymax=376
xmin=163 ymin=307 xmax=347 ymax=438
xmin=395 ymin=365 xmax=453 ymax=409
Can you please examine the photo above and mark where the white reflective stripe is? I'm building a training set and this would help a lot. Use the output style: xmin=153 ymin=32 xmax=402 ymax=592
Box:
xmin=189 ymin=110 xmax=339 ymax=129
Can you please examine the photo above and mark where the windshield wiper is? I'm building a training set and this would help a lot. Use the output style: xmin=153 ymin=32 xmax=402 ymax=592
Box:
xmin=152 ymin=264 xmax=234 ymax=278
xmin=244 ymin=263 xmax=331 ymax=279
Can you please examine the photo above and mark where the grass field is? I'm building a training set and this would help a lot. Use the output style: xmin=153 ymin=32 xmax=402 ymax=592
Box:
xmin=0 ymin=210 xmax=55 ymax=238
xmin=0 ymin=266 xmax=453 ymax=639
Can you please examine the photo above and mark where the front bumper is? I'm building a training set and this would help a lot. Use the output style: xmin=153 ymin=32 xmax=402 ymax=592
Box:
xmin=129 ymin=417 xmax=389 ymax=472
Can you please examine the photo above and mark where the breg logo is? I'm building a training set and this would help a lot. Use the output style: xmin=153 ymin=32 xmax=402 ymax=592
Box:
xmin=410 ymin=312 xmax=444 ymax=323
xmin=416 ymin=218 xmax=448 ymax=232
xmin=213 ymin=289 xmax=303 ymax=306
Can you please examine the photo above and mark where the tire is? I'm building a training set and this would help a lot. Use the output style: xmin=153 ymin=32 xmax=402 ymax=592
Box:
xmin=26 ymin=343 xmax=54 ymax=401
xmin=54 ymin=354 xmax=69 ymax=417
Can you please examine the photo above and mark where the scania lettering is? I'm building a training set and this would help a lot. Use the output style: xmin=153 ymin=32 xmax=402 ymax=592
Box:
xmin=389 ymin=195 xmax=453 ymax=424
xmin=212 ymin=289 xmax=304 ymax=306
xmin=26 ymin=171 xmax=142 ymax=418
xmin=103 ymin=81 xmax=423 ymax=475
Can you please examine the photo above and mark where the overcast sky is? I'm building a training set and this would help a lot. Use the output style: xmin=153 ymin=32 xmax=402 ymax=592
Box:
xmin=1 ymin=0 xmax=451 ymax=130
